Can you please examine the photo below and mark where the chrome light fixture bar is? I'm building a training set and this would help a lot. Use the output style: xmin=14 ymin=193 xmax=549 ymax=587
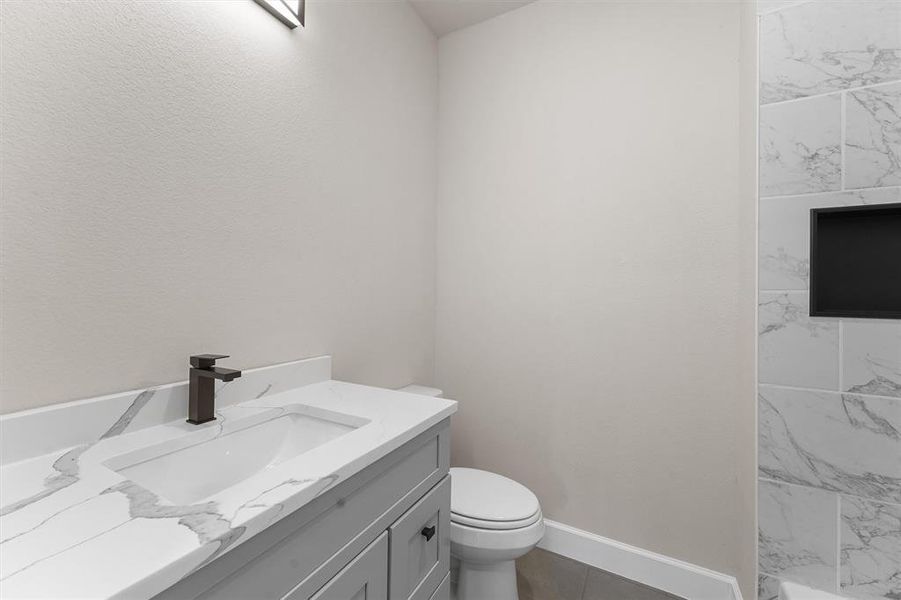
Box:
xmin=254 ymin=0 xmax=304 ymax=28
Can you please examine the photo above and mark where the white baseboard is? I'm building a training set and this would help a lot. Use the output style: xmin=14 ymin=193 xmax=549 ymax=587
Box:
xmin=538 ymin=519 xmax=743 ymax=600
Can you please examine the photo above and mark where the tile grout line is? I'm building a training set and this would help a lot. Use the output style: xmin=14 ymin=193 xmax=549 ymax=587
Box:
xmin=757 ymin=476 xmax=901 ymax=509
xmin=758 ymin=379 xmax=841 ymax=395
xmin=758 ymin=381 xmax=901 ymax=401
xmin=840 ymin=91 xmax=846 ymax=192
xmin=838 ymin=319 xmax=844 ymax=392
xmin=835 ymin=493 xmax=841 ymax=594
xmin=760 ymin=79 xmax=901 ymax=109
xmin=759 ymin=184 xmax=901 ymax=202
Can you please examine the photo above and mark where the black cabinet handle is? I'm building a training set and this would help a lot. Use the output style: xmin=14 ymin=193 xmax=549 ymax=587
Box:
xmin=421 ymin=525 xmax=436 ymax=541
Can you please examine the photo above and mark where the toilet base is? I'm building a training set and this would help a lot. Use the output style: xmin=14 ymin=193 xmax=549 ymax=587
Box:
xmin=455 ymin=558 xmax=519 ymax=600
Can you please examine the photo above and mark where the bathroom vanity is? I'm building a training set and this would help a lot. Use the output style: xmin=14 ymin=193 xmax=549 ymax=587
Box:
xmin=155 ymin=421 xmax=452 ymax=600
xmin=0 ymin=357 xmax=456 ymax=600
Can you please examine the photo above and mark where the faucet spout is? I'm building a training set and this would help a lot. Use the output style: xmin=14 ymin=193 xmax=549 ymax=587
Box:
xmin=187 ymin=354 xmax=242 ymax=425
xmin=194 ymin=366 xmax=242 ymax=382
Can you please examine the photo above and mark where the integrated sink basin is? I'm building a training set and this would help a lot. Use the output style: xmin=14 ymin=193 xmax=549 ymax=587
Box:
xmin=104 ymin=404 xmax=369 ymax=504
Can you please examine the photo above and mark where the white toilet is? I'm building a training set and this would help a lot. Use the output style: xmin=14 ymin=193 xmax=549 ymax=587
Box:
xmin=449 ymin=468 xmax=544 ymax=600
xmin=397 ymin=386 xmax=545 ymax=600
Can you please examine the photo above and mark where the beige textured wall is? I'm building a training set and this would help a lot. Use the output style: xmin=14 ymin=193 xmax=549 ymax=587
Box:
xmin=0 ymin=0 xmax=438 ymax=413
xmin=436 ymin=1 xmax=757 ymax=595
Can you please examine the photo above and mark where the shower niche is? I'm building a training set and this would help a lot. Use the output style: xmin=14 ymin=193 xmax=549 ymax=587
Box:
xmin=809 ymin=203 xmax=901 ymax=319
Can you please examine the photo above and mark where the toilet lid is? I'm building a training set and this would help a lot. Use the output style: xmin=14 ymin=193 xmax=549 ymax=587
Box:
xmin=450 ymin=468 xmax=540 ymax=528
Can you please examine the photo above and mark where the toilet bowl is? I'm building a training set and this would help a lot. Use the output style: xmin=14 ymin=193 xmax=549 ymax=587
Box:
xmin=396 ymin=386 xmax=544 ymax=600
xmin=449 ymin=467 xmax=544 ymax=600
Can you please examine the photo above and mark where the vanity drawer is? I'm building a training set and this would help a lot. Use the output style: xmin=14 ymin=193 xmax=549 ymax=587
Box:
xmin=389 ymin=476 xmax=451 ymax=600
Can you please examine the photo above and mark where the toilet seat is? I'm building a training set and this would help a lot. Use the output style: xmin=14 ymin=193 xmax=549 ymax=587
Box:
xmin=450 ymin=467 xmax=541 ymax=531
xmin=451 ymin=510 xmax=543 ymax=530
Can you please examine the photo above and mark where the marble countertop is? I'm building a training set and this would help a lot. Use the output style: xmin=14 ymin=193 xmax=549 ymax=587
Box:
xmin=0 ymin=362 xmax=456 ymax=599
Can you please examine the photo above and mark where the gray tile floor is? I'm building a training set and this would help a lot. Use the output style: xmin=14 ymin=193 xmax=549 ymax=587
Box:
xmin=515 ymin=548 xmax=685 ymax=600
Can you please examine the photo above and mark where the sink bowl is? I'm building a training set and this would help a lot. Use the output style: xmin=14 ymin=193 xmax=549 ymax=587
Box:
xmin=104 ymin=405 xmax=367 ymax=504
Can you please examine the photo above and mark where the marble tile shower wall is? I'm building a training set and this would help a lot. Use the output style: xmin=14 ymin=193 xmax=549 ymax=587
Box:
xmin=756 ymin=2 xmax=901 ymax=599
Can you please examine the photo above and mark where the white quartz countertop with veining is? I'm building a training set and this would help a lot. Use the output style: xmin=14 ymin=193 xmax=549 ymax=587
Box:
xmin=0 ymin=359 xmax=456 ymax=599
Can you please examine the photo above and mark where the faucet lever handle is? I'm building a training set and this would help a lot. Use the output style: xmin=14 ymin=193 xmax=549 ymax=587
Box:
xmin=190 ymin=354 xmax=230 ymax=369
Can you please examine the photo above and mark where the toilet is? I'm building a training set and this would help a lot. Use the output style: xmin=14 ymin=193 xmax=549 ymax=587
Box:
xmin=398 ymin=385 xmax=545 ymax=600
xmin=449 ymin=467 xmax=544 ymax=600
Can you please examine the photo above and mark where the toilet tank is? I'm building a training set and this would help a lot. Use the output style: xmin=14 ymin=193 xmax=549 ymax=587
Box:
xmin=398 ymin=384 xmax=443 ymax=398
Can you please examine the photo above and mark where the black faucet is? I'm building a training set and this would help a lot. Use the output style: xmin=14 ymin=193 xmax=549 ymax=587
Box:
xmin=188 ymin=354 xmax=242 ymax=425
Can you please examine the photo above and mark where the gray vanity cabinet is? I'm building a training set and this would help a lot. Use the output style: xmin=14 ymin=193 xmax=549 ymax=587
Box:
xmin=306 ymin=533 xmax=388 ymax=600
xmin=153 ymin=420 xmax=451 ymax=600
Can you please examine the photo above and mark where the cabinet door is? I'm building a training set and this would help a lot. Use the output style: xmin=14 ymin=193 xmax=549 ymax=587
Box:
xmin=299 ymin=533 xmax=388 ymax=600
xmin=428 ymin=574 xmax=449 ymax=600
xmin=389 ymin=477 xmax=451 ymax=600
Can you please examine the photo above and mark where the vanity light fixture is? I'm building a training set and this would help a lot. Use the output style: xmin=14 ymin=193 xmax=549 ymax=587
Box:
xmin=254 ymin=0 xmax=304 ymax=28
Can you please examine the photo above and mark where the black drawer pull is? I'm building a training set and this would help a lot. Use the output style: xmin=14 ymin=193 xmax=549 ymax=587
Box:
xmin=420 ymin=525 xmax=436 ymax=541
